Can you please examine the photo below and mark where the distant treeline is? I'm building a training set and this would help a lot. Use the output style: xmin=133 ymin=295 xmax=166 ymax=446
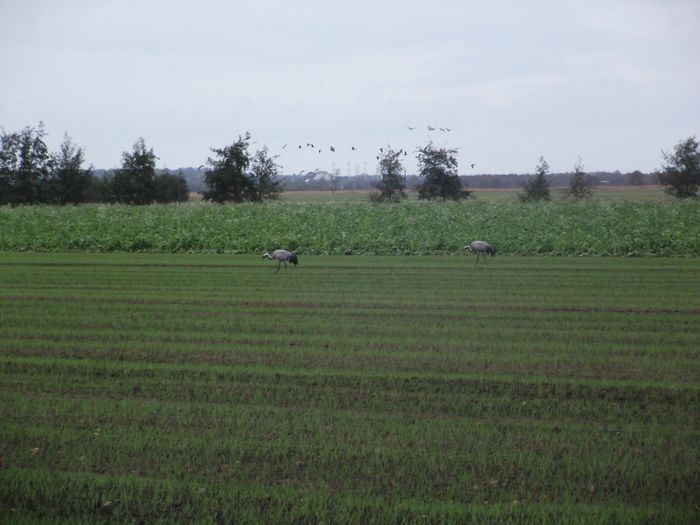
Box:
xmin=156 ymin=167 xmax=657 ymax=193
xmin=1 ymin=122 xmax=664 ymax=205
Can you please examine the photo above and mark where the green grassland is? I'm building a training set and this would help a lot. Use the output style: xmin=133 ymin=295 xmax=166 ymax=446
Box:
xmin=1 ymin=253 xmax=699 ymax=523
xmin=1 ymin=198 xmax=698 ymax=256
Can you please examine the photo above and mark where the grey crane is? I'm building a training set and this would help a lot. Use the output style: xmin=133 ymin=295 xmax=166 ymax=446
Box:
xmin=464 ymin=240 xmax=496 ymax=265
xmin=262 ymin=249 xmax=299 ymax=272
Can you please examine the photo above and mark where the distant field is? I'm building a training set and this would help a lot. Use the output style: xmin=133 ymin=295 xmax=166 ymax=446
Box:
xmin=1 ymin=198 xmax=698 ymax=256
xmin=1 ymin=253 xmax=698 ymax=523
xmin=280 ymin=186 xmax=673 ymax=203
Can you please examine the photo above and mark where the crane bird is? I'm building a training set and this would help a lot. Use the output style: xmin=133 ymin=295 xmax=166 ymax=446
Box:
xmin=262 ymin=249 xmax=299 ymax=272
xmin=464 ymin=240 xmax=496 ymax=265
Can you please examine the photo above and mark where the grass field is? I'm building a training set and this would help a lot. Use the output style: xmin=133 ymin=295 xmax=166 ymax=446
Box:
xmin=1 ymin=252 xmax=698 ymax=523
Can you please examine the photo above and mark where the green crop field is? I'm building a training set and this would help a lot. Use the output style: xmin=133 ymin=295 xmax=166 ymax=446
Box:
xmin=1 ymin=199 xmax=699 ymax=256
xmin=1 ymin=252 xmax=699 ymax=523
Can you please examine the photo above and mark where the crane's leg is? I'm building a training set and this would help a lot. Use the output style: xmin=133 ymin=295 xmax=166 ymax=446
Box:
xmin=276 ymin=261 xmax=281 ymax=273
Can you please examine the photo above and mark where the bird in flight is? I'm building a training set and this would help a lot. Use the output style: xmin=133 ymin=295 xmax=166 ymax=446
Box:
xmin=407 ymin=126 xmax=415 ymax=130
xmin=351 ymin=146 xmax=356 ymax=151
xmin=298 ymin=145 xmax=302 ymax=149
xmin=427 ymin=125 xmax=435 ymax=131
xmin=282 ymin=144 xmax=287 ymax=149
xmin=471 ymin=163 xmax=476 ymax=168
xmin=330 ymin=146 xmax=335 ymax=152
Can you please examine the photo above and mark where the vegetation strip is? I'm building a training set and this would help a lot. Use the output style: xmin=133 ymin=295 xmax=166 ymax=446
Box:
xmin=1 ymin=199 xmax=699 ymax=255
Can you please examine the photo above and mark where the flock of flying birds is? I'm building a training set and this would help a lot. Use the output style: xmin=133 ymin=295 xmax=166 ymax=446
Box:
xmin=280 ymin=125 xmax=454 ymax=155
xmin=196 ymin=126 xmax=476 ymax=173
xmin=276 ymin=126 xmax=475 ymax=174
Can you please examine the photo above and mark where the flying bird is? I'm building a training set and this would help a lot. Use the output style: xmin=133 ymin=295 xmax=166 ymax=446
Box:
xmin=282 ymin=144 xmax=287 ymax=149
xmin=407 ymin=126 xmax=415 ymax=130
xmin=330 ymin=146 xmax=335 ymax=152
xmin=351 ymin=146 xmax=356 ymax=151
xmin=427 ymin=126 xmax=435 ymax=131
xmin=471 ymin=163 xmax=476 ymax=169
xmin=262 ymin=250 xmax=299 ymax=273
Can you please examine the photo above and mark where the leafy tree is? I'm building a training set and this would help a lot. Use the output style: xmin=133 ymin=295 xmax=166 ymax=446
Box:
xmin=518 ymin=156 xmax=551 ymax=202
xmin=0 ymin=123 xmax=50 ymax=204
xmin=658 ymin=136 xmax=700 ymax=198
xmin=84 ymin=174 xmax=113 ymax=203
xmin=626 ymin=170 xmax=644 ymax=186
xmin=47 ymin=133 xmax=92 ymax=204
xmin=110 ymin=138 xmax=158 ymax=204
xmin=371 ymin=147 xmax=407 ymax=202
xmin=416 ymin=142 xmax=470 ymax=201
xmin=154 ymin=170 xmax=189 ymax=203
xmin=563 ymin=156 xmax=593 ymax=200
xmin=250 ymin=147 xmax=283 ymax=201
xmin=203 ymin=133 xmax=255 ymax=203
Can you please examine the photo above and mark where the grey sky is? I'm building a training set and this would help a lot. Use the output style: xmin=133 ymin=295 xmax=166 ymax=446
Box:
xmin=2 ymin=0 xmax=698 ymax=175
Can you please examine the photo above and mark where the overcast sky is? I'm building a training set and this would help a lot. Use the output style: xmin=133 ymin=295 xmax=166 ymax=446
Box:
xmin=2 ymin=0 xmax=698 ymax=175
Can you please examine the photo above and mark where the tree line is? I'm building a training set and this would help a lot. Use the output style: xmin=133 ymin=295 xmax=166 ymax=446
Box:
xmin=0 ymin=125 xmax=282 ymax=205
xmin=1 ymin=123 xmax=698 ymax=205
xmin=373 ymin=137 xmax=699 ymax=202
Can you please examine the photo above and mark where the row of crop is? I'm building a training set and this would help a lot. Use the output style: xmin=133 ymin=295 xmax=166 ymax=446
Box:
xmin=1 ymin=200 xmax=699 ymax=255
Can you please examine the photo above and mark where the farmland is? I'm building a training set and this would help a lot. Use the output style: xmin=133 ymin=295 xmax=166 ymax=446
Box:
xmin=1 ymin=199 xmax=699 ymax=256
xmin=1 ymin=252 xmax=699 ymax=523
xmin=280 ymin=186 xmax=676 ymax=204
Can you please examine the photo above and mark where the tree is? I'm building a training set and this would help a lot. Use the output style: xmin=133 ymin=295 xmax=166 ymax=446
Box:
xmin=416 ymin=142 xmax=470 ymax=200
xmin=626 ymin=170 xmax=644 ymax=186
xmin=110 ymin=138 xmax=158 ymax=204
xmin=250 ymin=147 xmax=283 ymax=201
xmin=657 ymin=136 xmax=700 ymax=199
xmin=563 ymin=156 xmax=593 ymax=200
xmin=47 ymin=133 xmax=93 ymax=204
xmin=0 ymin=123 xmax=50 ymax=204
xmin=371 ymin=147 xmax=407 ymax=202
xmin=203 ymin=133 xmax=255 ymax=203
xmin=518 ymin=156 xmax=551 ymax=202
xmin=154 ymin=170 xmax=189 ymax=203
xmin=84 ymin=174 xmax=112 ymax=203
